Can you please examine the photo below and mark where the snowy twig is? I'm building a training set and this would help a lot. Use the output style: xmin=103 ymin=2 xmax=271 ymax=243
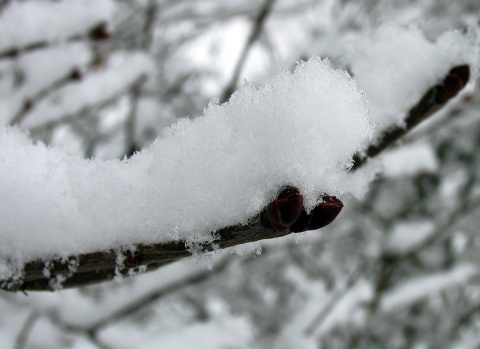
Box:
xmin=0 ymin=64 xmax=469 ymax=292
xmin=220 ymin=0 xmax=276 ymax=103
xmin=8 ymin=68 xmax=83 ymax=126
xmin=388 ymin=194 xmax=480 ymax=260
xmin=141 ymin=0 xmax=158 ymax=50
xmin=29 ymin=73 xmax=148 ymax=132
xmin=3 ymin=189 xmax=342 ymax=291
xmin=14 ymin=311 xmax=41 ymax=349
xmin=345 ymin=255 xmax=396 ymax=349
xmin=352 ymin=65 xmax=470 ymax=170
xmin=304 ymin=265 xmax=363 ymax=336
xmin=345 ymin=194 xmax=480 ymax=348
xmin=0 ymin=21 xmax=109 ymax=60
xmin=43 ymin=256 xmax=231 ymax=348
xmin=7 ymin=212 xmax=284 ymax=291
xmin=75 ymin=256 xmax=230 ymax=333
xmin=123 ymin=78 xmax=145 ymax=157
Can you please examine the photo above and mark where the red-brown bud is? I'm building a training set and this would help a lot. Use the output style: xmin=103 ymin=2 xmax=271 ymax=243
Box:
xmin=263 ymin=186 xmax=304 ymax=232
xmin=435 ymin=64 xmax=470 ymax=104
xmin=290 ymin=195 xmax=343 ymax=233
xmin=89 ymin=22 xmax=110 ymax=41
xmin=69 ymin=67 xmax=83 ymax=81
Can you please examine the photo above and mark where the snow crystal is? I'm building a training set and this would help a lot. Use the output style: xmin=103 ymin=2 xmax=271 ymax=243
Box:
xmin=347 ymin=24 xmax=480 ymax=131
xmin=0 ymin=58 xmax=372 ymax=267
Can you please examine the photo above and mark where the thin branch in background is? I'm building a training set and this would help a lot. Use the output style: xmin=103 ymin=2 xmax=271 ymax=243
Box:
xmin=141 ymin=0 xmax=159 ymax=50
xmin=124 ymin=82 xmax=144 ymax=157
xmin=352 ymin=65 xmax=470 ymax=170
xmin=8 ymin=68 xmax=83 ymax=126
xmin=0 ymin=21 xmax=110 ymax=60
xmin=29 ymin=73 xmax=148 ymax=133
xmin=49 ymin=256 xmax=231 ymax=337
xmin=7 ymin=21 xmax=112 ymax=126
xmin=124 ymin=0 xmax=157 ymax=157
xmin=220 ymin=0 xmax=276 ymax=103
xmin=345 ymin=256 xmax=397 ymax=349
xmin=14 ymin=311 xmax=41 ymax=349
xmin=304 ymin=265 xmax=363 ymax=337
xmin=85 ymin=331 xmax=114 ymax=349
xmin=344 ymin=193 xmax=480 ymax=349
xmin=392 ymin=194 xmax=480 ymax=260
xmin=0 ymin=0 xmax=10 ymax=14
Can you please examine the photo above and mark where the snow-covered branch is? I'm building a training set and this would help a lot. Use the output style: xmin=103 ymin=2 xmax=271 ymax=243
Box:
xmin=352 ymin=65 xmax=470 ymax=170
xmin=1 ymin=61 xmax=471 ymax=291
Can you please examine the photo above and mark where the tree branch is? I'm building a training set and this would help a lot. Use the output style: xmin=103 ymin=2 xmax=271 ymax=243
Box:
xmin=28 ymin=73 xmax=148 ymax=132
xmin=220 ymin=0 xmax=276 ymax=103
xmin=352 ymin=65 xmax=470 ymax=170
xmin=0 ymin=65 xmax=469 ymax=292
xmin=8 ymin=68 xmax=83 ymax=126
xmin=2 ymin=188 xmax=341 ymax=291
xmin=14 ymin=311 xmax=41 ymax=349
xmin=0 ymin=21 xmax=110 ymax=60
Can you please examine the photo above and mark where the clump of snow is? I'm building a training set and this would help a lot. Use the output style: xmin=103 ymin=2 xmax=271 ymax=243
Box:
xmin=346 ymin=25 xmax=480 ymax=130
xmin=0 ymin=58 xmax=372 ymax=269
xmin=386 ymin=221 xmax=435 ymax=254
xmin=381 ymin=264 xmax=477 ymax=311
xmin=0 ymin=0 xmax=115 ymax=52
xmin=439 ymin=169 xmax=469 ymax=209
xmin=380 ymin=141 xmax=438 ymax=178
xmin=100 ymin=307 xmax=254 ymax=349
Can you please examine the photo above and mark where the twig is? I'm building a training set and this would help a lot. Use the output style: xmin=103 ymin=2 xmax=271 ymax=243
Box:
xmin=3 ymin=211 xmax=285 ymax=291
xmin=390 ymin=194 xmax=480 ymax=260
xmin=46 ymin=255 xmax=231 ymax=341
xmin=0 ymin=22 xmax=109 ymax=60
xmin=0 ymin=65 xmax=469 ymax=292
xmin=0 ymin=66 xmax=469 ymax=290
xmin=141 ymin=0 xmax=158 ymax=50
xmin=14 ymin=311 xmax=41 ymax=349
xmin=83 ymin=255 xmax=231 ymax=331
xmin=123 ymin=0 xmax=156 ymax=156
xmin=344 ymin=194 xmax=480 ymax=348
xmin=220 ymin=0 xmax=276 ymax=103
xmin=29 ymin=73 xmax=148 ymax=132
xmin=124 ymin=80 xmax=144 ymax=157
xmin=304 ymin=266 xmax=363 ymax=336
xmin=8 ymin=68 xmax=82 ymax=126
xmin=352 ymin=65 xmax=470 ymax=170
xmin=345 ymin=255 xmax=397 ymax=349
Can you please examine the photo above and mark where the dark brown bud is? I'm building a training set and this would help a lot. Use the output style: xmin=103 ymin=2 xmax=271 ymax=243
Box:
xmin=89 ymin=22 xmax=110 ymax=41
xmin=435 ymin=64 xmax=470 ymax=104
xmin=449 ymin=65 xmax=470 ymax=87
xmin=21 ymin=99 xmax=33 ymax=113
xmin=69 ymin=67 xmax=83 ymax=81
xmin=290 ymin=195 xmax=343 ymax=233
xmin=263 ymin=186 xmax=304 ymax=232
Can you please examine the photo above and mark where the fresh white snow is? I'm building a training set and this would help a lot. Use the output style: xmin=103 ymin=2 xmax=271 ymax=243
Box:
xmin=0 ymin=58 xmax=373 ymax=270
